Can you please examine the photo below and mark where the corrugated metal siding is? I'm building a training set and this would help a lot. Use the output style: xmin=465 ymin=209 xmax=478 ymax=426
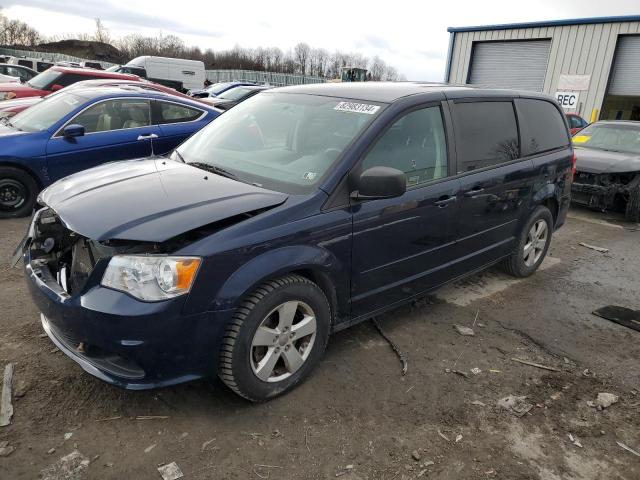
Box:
xmin=608 ymin=35 xmax=640 ymax=95
xmin=468 ymin=40 xmax=550 ymax=91
xmin=447 ymin=21 xmax=640 ymax=119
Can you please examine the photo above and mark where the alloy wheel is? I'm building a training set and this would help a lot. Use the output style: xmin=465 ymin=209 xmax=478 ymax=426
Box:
xmin=523 ymin=219 xmax=548 ymax=267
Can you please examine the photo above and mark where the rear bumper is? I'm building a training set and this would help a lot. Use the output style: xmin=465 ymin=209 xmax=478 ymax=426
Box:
xmin=25 ymin=251 xmax=233 ymax=390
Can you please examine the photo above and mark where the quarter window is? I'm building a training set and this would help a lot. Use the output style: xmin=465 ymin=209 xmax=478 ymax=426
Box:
xmin=154 ymin=101 xmax=202 ymax=124
xmin=361 ymin=106 xmax=448 ymax=187
xmin=70 ymin=99 xmax=151 ymax=133
xmin=517 ymin=99 xmax=570 ymax=155
xmin=453 ymin=101 xmax=520 ymax=172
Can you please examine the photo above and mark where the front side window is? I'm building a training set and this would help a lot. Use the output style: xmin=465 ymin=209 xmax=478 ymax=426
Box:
xmin=27 ymin=69 xmax=62 ymax=90
xmin=453 ymin=101 xmax=520 ymax=172
xmin=154 ymin=101 xmax=202 ymax=124
xmin=361 ymin=106 xmax=448 ymax=187
xmin=517 ymin=99 xmax=570 ymax=155
xmin=70 ymin=98 xmax=151 ymax=133
xmin=573 ymin=123 xmax=640 ymax=155
xmin=7 ymin=66 xmax=33 ymax=81
xmin=11 ymin=92 xmax=84 ymax=132
xmin=174 ymin=92 xmax=382 ymax=194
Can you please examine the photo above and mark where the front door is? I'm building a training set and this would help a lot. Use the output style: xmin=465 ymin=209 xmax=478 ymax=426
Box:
xmin=350 ymin=104 xmax=461 ymax=318
xmin=46 ymin=98 xmax=160 ymax=182
xmin=449 ymin=100 xmax=535 ymax=274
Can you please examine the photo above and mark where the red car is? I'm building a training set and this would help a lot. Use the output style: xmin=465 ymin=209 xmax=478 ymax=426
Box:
xmin=0 ymin=78 xmax=211 ymax=118
xmin=0 ymin=66 xmax=140 ymax=101
xmin=566 ymin=113 xmax=589 ymax=135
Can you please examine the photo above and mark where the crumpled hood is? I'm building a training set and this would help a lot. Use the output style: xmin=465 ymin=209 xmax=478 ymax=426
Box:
xmin=39 ymin=158 xmax=288 ymax=242
xmin=575 ymin=146 xmax=640 ymax=174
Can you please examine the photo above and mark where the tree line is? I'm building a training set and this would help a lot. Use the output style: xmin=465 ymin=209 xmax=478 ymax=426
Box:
xmin=0 ymin=11 xmax=404 ymax=80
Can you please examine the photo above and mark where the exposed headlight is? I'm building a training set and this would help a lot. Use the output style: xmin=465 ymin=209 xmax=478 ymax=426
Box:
xmin=101 ymin=255 xmax=201 ymax=301
xmin=0 ymin=92 xmax=16 ymax=100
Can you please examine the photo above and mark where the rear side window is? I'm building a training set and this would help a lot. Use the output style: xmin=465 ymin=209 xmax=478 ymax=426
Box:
xmin=517 ymin=99 xmax=570 ymax=155
xmin=453 ymin=101 xmax=519 ymax=172
xmin=153 ymin=101 xmax=202 ymax=124
xmin=18 ymin=59 xmax=34 ymax=69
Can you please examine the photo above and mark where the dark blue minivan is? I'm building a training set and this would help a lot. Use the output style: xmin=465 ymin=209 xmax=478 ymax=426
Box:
xmin=20 ymin=83 xmax=574 ymax=401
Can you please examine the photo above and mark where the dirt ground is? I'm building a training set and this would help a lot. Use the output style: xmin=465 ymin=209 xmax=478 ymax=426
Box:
xmin=1 ymin=206 xmax=639 ymax=480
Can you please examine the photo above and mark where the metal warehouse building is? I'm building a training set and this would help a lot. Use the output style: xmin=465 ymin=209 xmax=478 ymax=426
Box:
xmin=445 ymin=15 xmax=640 ymax=123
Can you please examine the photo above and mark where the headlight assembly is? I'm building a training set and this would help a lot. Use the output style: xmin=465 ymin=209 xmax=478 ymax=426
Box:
xmin=101 ymin=255 xmax=201 ymax=301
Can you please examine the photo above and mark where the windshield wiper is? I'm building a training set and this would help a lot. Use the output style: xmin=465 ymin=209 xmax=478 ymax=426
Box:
xmin=188 ymin=162 xmax=240 ymax=181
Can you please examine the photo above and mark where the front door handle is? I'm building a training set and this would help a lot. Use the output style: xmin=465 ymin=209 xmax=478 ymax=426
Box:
xmin=137 ymin=133 xmax=159 ymax=141
xmin=433 ymin=195 xmax=457 ymax=208
xmin=463 ymin=186 xmax=485 ymax=197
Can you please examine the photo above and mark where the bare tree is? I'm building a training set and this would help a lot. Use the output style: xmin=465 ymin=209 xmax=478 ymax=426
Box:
xmin=93 ymin=18 xmax=110 ymax=44
xmin=368 ymin=55 xmax=386 ymax=81
xmin=294 ymin=42 xmax=310 ymax=75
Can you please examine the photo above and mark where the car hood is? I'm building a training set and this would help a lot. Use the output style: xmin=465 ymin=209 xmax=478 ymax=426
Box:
xmin=0 ymin=96 xmax=42 ymax=111
xmin=0 ymin=124 xmax=28 ymax=138
xmin=0 ymin=82 xmax=39 ymax=93
xmin=39 ymin=158 xmax=289 ymax=242
xmin=575 ymin=146 xmax=640 ymax=174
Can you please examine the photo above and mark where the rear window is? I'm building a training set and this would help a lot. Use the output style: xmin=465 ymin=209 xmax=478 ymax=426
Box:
xmin=453 ymin=101 xmax=520 ymax=172
xmin=517 ymin=99 xmax=570 ymax=155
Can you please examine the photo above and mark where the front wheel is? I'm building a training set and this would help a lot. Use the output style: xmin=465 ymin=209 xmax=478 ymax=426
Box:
xmin=0 ymin=167 xmax=38 ymax=218
xmin=503 ymin=206 xmax=553 ymax=278
xmin=218 ymin=274 xmax=331 ymax=401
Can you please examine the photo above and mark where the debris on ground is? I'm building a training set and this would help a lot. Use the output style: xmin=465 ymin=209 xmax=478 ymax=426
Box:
xmin=157 ymin=462 xmax=184 ymax=480
xmin=511 ymin=357 xmax=561 ymax=372
xmin=592 ymin=305 xmax=640 ymax=333
xmin=135 ymin=415 xmax=169 ymax=420
xmin=589 ymin=392 xmax=619 ymax=410
xmin=0 ymin=440 xmax=15 ymax=456
xmin=95 ymin=416 xmax=122 ymax=422
xmin=335 ymin=464 xmax=354 ymax=477
xmin=40 ymin=450 xmax=90 ymax=480
xmin=1 ymin=362 xmax=14 ymax=427
xmin=201 ymin=438 xmax=216 ymax=451
xmin=497 ymin=395 xmax=534 ymax=417
xmin=617 ymin=441 xmax=640 ymax=458
xmin=417 ymin=461 xmax=435 ymax=477
xmin=470 ymin=400 xmax=486 ymax=407
xmin=454 ymin=325 xmax=475 ymax=336
xmin=64 ymin=432 xmax=73 ymax=441
xmin=371 ymin=317 xmax=408 ymax=375
xmin=437 ymin=429 xmax=451 ymax=442
xmin=568 ymin=433 xmax=583 ymax=448
xmin=144 ymin=443 xmax=156 ymax=453
xmin=47 ymin=448 xmax=55 ymax=454
xmin=455 ymin=434 xmax=463 ymax=443
xmin=470 ymin=367 xmax=482 ymax=375
xmin=445 ymin=368 xmax=470 ymax=379
xmin=412 ymin=450 xmax=421 ymax=461
xmin=579 ymin=242 xmax=610 ymax=253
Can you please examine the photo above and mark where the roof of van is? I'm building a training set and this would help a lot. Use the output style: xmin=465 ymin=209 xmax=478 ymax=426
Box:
xmin=274 ymin=82 xmax=553 ymax=103
xmin=127 ymin=56 xmax=205 ymax=66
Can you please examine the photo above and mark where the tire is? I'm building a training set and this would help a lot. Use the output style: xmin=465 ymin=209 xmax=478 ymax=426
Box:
xmin=503 ymin=206 xmax=553 ymax=278
xmin=218 ymin=274 xmax=331 ymax=402
xmin=625 ymin=186 xmax=640 ymax=223
xmin=0 ymin=166 xmax=38 ymax=218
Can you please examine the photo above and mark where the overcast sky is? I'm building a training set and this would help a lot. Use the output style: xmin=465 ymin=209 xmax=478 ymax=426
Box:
xmin=3 ymin=0 xmax=639 ymax=80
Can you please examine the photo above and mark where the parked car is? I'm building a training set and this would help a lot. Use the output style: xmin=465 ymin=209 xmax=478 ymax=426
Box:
xmin=566 ymin=113 xmax=589 ymax=135
xmin=0 ymin=64 xmax=38 ymax=83
xmin=202 ymin=85 xmax=270 ymax=110
xmin=0 ymin=66 xmax=140 ymax=100
xmin=107 ymin=56 xmax=205 ymax=92
xmin=8 ymin=56 xmax=55 ymax=72
xmin=0 ymin=78 xmax=217 ymax=119
xmin=17 ymin=83 xmax=572 ymax=400
xmin=571 ymin=121 xmax=640 ymax=222
xmin=0 ymin=86 xmax=219 ymax=217
xmin=188 ymin=81 xmax=257 ymax=98
xmin=80 ymin=61 xmax=104 ymax=70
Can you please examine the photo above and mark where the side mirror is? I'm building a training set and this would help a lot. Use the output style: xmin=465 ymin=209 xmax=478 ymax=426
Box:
xmin=50 ymin=84 xmax=64 ymax=92
xmin=351 ymin=166 xmax=406 ymax=200
xmin=62 ymin=124 xmax=85 ymax=139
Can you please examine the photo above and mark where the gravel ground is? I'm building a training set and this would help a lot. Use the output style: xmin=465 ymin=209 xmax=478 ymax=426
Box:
xmin=0 ymin=206 xmax=639 ymax=480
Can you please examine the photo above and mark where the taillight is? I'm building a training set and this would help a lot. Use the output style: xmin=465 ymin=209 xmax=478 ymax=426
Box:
xmin=571 ymin=152 xmax=577 ymax=179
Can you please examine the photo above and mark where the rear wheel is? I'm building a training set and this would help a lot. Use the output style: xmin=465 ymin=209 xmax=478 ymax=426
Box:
xmin=625 ymin=185 xmax=640 ymax=223
xmin=218 ymin=274 xmax=331 ymax=401
xmin=0 ymin=167 xmax=38 ymax=218
xmin=503 ymin=206 xmax=553 ymax=278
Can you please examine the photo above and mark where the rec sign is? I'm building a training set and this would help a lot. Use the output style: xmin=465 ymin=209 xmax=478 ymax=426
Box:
xmin=555 ymin=91 xmax=579 ymax=110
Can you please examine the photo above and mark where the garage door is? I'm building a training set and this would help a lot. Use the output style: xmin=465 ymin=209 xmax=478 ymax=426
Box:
xmin=608 ymin=35 xmax=640 ymax=96
xmin=468 ymin=40 xmax=551 ymax=92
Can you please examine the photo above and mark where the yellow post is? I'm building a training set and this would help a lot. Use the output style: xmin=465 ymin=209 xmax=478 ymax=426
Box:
xmin=590 ymin=109 xmax=599 ymax=123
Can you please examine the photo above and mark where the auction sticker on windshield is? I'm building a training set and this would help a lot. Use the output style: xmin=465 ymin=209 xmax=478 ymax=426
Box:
xmin=334 ymin=101 xmax=380 ymax=115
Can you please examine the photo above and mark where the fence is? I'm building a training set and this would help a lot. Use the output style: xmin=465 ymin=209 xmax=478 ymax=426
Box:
xmin=0 ymin=48 xmax=327 ymax=86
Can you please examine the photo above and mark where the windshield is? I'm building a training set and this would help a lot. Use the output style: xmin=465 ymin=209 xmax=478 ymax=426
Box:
xmin=574 ymin=123 xmax=640 ymax=155
xmin=174 ymin=92 xmax=383 ymax=194
xmin=217 ymin=87 xmax=255 ymax=101
xmin=11 ymin=92 xmax=83 ymax=132
xmin=207 ymin=82 xmax=233 ymax=94
xmin=27 ymin=69 xmax=62 ymax=90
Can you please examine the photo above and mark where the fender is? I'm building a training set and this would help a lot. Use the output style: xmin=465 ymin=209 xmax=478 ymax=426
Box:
xmin=205 ymin=245 xmax=349 ymax=320
xmin=0 ymin=157 xmax=48 ymax=188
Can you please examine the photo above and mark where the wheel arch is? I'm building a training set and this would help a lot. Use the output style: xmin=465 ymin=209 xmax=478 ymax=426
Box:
xmin=0 ymin=159 xmax=45 ymax=191
xmin=530 ymin=182 xmax=560 ymax=227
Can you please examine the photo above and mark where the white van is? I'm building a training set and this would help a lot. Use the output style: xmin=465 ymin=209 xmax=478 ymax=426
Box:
xmin=8 ymin=56 xmax=55 ymax=72
xmin=108 ymin=56 xmax=205 ymax=92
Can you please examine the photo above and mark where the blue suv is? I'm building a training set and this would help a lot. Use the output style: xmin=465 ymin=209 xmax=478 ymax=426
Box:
xmin=0 ymin=86 xmax=219 ymax=217
xmin=19 ymin=83 xmax=573 ymax=401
